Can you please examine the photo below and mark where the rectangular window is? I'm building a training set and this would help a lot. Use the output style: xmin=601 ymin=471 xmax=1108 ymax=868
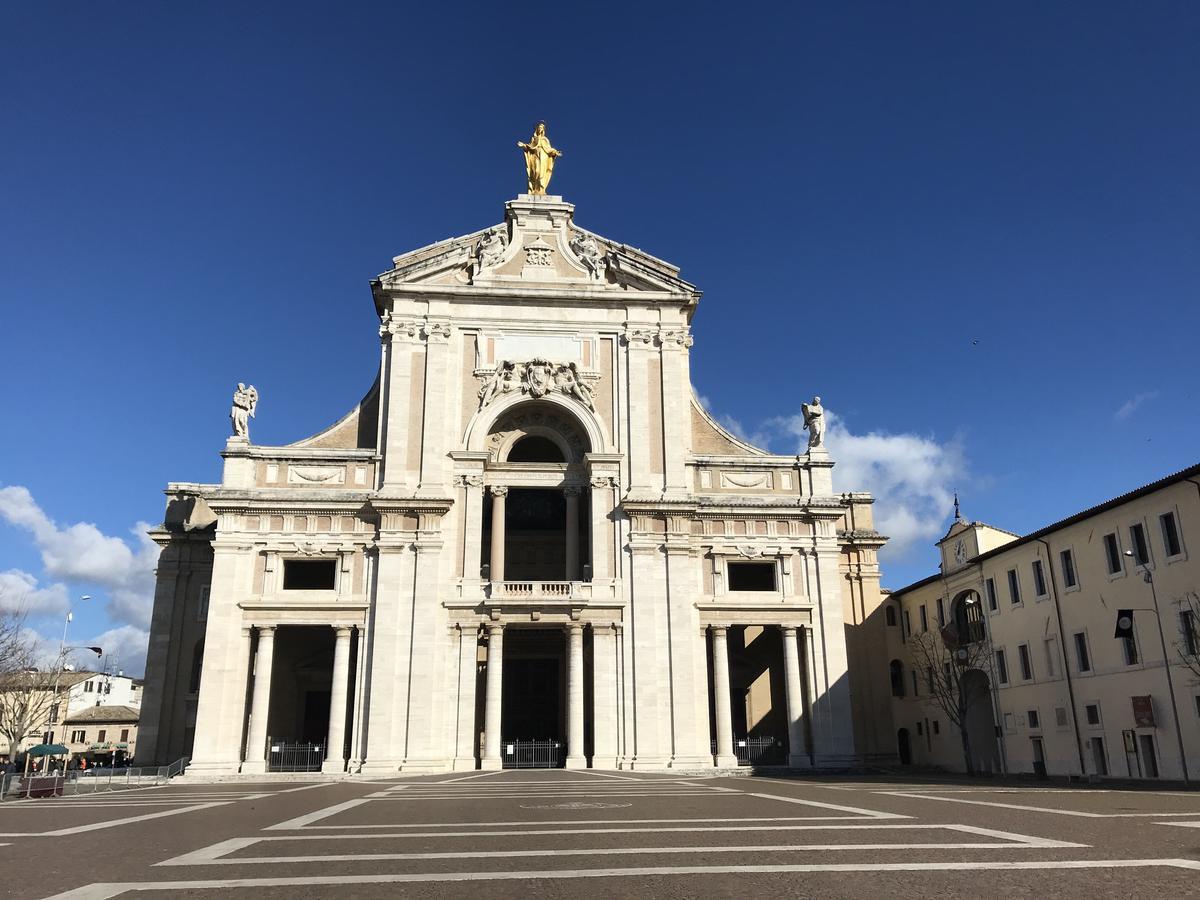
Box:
xmin=1074 ymin=632 xmax=1091 ymax=672
xmin=70 ymin=730 xmax=85 ymax=743
xmin=1044 ymin=637 xmax=1058 ymax=678
xmin=84 ymin=682 xmax=93 ymax=693
xmin=919 ymin=605 xmax=928 ymax=633
xmin=911 ymin=670 xmax=919 ymax=697
xmin=1122 ymin=633 xmax=1139 ymax=666
xmin=727 ymin=562 xmax=777 ymax=591
xmin=1007 ymin=568 xmax=1021 ymax=605
xmin=97 ymin=729 xmax=106 ymax=742
xmin=196 ymin=586 xmax=210 ymax=622
xmin=48 ymin=704 xmax=59 ymax=725
xmin=995 ymin=648 xmax=1009 ymax=684
xmin=1183 ymin=611 xmax=1198 ymax=657
xmin=1028 ymin=709 xmax=1040 ymax=729
xmin=986 ymin=577 xmax=998 ymax=611
xmin=1060 ymin=549 xmax=1078 ymax=588
xmin=1032 ymin=560 xmax=1047 ymax=597
xmin=903 ymin=610 xmax=911 ymax=639
xmin=1003 ymin=711 xmax=1016 ymax=733
xmin=1018 ymin=644 xmax=1033 ymax=680
xmin=282 ymin=559 xmax=337 ymax=591
xmin=932 ymin=720 xmax=940 ymax=735
xmin=120 ymin=728 xmax=130 ymax=742
xmin=1055 ymin=706 xmax=1069 ymax=727
xmin=1161 ymin=512 xmax=1183 ymax=558
xmin=1104 ymin=533 xmax=1122 ymax=575
xmin=1195 ymin=696 xmax=1200 ymax=718
xmin=1130 ymin=523 xmax=1150 ymax=566
xmin=916 ymin=721 xmax=923 ymax=736
xmin=937 ymin=597 xmax=945 ymax=627
xmin=1085 ymin=703 xmax=1101 ymax=726
xmin=927 ymin=666 xmax=934 ymax=694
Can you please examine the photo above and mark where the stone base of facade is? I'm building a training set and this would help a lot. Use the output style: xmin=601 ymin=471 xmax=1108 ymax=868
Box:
xmin=564 ymin=755 xmax=587 ymax=770
xmin=813 ymin=753 xmax=861 ymax=769
xmin=670 ymin=754 xmax=716 ymax=768
xmin=239 ymin=759 xmax=267 ymax=775
xmin=398 ymin=758 xmax=452 ymax=773
xmin=713 ymin=753 xmax=739 ymax=768
xmin=480 ymin=756 xmax=503 ymax=771
xmin=357 ymin=758 xmax=403 ymax=775
xmin=788 ymin=753 xmax=813 ymax=769
xmin=451 ymin=757 xmax=479 ymax=771
xmin=321 ymin=758 xmax=348 ymax=775
xmin=628 ymin=756 xmax=672 ymax=769
xmin=185 ymin=760 xmax=244 ymax=777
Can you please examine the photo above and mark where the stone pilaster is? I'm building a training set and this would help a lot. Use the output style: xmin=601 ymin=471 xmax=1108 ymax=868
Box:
xmin=564 ymin=487 xmax=581 ymax=581
xmin=360 ymin=540 xmax=411 ymax=774
xmin=781 ymin=625 xmax=810 ymax=768
xmin=417 ymin=319 xmax=454 ymax=496
xmin=379 ymin=314 xmax=422 ymax=491
xmin=591 ymin=624 xmax=620 ymax=769
xmin=627 ymin=523 xmax=670 ymax=768
xmin=658 ymin=326 xmax=693 ymax=499
xmin=452 ymin=624 xmax=480 ymax=770
xmin=807 ymin=534 xmax=858 ymax=765
xmin=622 ymin=326 xmax=656 ymax=493
xmin=665 ymin=524 xmax=712 ymax=767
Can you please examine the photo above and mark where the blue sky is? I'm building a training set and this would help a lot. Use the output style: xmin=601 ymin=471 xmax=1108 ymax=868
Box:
xmin=2 ymin=2 xmax=1198 ymax=674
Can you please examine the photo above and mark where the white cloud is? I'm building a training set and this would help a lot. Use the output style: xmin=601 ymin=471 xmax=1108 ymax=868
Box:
xmin=0 ymin=486 xmax=159 ymax=630
xmin=1115 ymin=391 xmax=1159 ymax=421
xmin=758 ymin=409 xmax=967 ymax=561
xmin=0 ymin=569 xmax=70 ymax=618
xmin=85 ymin=625 xmax=150 ymax=678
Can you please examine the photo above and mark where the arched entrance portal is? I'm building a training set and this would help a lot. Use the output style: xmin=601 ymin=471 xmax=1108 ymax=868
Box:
xmin=962 ymin=668 xmax=1000 ymax=774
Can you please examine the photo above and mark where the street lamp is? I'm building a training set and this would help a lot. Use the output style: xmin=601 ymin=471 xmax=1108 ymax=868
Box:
xmin=1122 ymin=549 xmax=1188 ymax=782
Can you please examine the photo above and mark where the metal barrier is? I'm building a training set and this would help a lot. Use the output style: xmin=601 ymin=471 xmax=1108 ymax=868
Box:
xmin=501 ymin=739 xmax=565 ymax=768
xmin=267 ymin=740 xmax=325 ymax=773
xmin=0 ymin=758 xmax=189 ymax=801
xmin=710 ymin=736 xmax=787 ymax=766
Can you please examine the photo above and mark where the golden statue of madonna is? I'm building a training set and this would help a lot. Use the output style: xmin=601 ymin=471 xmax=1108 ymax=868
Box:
xmin=517 ymin=121 xmax=562 ymax=195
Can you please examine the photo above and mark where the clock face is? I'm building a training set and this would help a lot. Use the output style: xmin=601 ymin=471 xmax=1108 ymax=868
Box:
xmin=954 ymin=539 xmax=967 ymax=564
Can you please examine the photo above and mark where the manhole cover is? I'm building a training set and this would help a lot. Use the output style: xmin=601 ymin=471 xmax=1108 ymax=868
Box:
xmin=520 ymin=801 xmax=632 ymax=810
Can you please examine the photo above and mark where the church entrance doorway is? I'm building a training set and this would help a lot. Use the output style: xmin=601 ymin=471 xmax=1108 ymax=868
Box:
xmin=501 ymin=628 xmax=567 ymax=768
xmin=262 ymin=625 xmax=336 ymax=772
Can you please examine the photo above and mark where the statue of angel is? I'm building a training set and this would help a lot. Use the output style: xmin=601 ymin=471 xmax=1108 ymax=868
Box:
xmin=569 ymin=231 xmax=606 ymax=281
xmin=477 ymin=360 xmax=517 ymax=409
xmin=801 ymin=396 xmax=825 ymax=449
xmin=231 ymin=383 xmax=259 ymax=439
xmin=564 ymin=362 xmax=596 ymax=410
xmin=474 ymin=226 xmax=508 ymax=278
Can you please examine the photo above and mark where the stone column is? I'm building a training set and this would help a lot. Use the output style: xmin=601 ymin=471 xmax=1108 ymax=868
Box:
xmin=241 ymin=625 xmax=276 ymax=774
xmin=480 ymin=623 xmax=504 ymax=770
xmin=453 ymin=625 xmax=480 ymax=770
xmin=564 ymin=487 xmax=581 ymax=581
xmin=710 ymin=625 xmax=738 ymax=767
xmin=322 ymin=626 xmax=353 ymax=773
xmin=565 ymin=623 xmax=586 ymax=768
xmin=781 ymin=625 xmax=810 ymax=768
xmin=587 ymin=476 xmax=613 ymax=581
xmin=489 ymin=487 xmax=508 ymax=583
xmin=591 ymin=624 xmax=619 ymax=768
xmin=462 ymin=476 xmax=486 ymax=586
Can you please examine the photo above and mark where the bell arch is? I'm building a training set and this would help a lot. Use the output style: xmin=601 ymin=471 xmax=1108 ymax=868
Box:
xmin=463 ymin=391 xmax=609 ymax=459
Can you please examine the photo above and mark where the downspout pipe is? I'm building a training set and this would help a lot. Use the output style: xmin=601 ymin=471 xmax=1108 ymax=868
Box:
xmin=1037 ymin=537 xmax=1087 ymax=776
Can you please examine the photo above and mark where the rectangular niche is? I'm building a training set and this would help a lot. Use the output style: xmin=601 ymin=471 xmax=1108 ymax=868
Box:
xmin=282 ymin=559 xmax=336 ymax=591
xmin=727 ymin=561 xmax=777 ymax=592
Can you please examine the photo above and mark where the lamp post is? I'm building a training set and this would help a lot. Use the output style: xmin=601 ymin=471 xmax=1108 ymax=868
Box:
xmin=1123 ymin=550 xmax=1188 ymax=782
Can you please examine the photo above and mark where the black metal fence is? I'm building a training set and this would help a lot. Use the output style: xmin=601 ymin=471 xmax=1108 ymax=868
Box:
xmin=267 ymin=740 xmax=325 ymax=773
xmin=711 ymin=736 xmax=787 ymax=766
xmin=501 ymin=739 xmax=565 ymax=769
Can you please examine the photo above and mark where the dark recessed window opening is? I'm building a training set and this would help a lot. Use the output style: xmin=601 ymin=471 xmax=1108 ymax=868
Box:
xmin=283 ymin=559 xmax=337 ymax=590
xmin=507 ymin=435 xmax=565 ymax=463
xmin=727 ymin=562 xmax=776 ymax=591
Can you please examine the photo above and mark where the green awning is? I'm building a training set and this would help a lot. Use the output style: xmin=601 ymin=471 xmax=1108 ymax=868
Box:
xmin=27 ymin=744 xmax=69 ymax=757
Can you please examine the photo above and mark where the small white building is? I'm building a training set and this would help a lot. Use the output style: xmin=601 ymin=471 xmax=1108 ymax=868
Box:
xmin=886 ymin=463 xmax=1200 ymax=781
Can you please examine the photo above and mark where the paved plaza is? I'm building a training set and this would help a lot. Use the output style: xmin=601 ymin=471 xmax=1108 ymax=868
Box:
xmin=4 ymin=771 xmax=1200 ymax=898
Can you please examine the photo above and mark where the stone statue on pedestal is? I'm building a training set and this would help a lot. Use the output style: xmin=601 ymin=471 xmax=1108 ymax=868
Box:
xmin=570 ymin=230 xmax=606 ymax=281
xmin=802 ymin=396 xmax=825 ymax=449
xmin=474 ymin=226 xmax=508 ymax=277
xmin=230 ymin=383 xmax=258 ymax=440
xmin=517 ymin=122 xmax=562 ymax=195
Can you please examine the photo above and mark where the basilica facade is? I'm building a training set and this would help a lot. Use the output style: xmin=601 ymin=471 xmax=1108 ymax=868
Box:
xmin=136 ymin=188 xmax=894 ymax=774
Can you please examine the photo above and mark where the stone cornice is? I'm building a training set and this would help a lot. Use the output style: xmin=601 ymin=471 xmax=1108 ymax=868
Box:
xmin=220 ymin=446 xmax=378 ymax=462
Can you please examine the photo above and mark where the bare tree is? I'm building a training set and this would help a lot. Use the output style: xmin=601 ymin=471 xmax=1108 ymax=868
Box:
xmin=1173 ymin=591 xmax=1200 ymax=684
xmin=905 ymin=623 xmax=996 ymax=776
xmin=0 ymin=600 xmax=71 ymax=761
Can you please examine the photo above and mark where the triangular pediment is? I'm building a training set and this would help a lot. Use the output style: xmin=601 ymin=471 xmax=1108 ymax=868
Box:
xmin=374 ymin=195 xmax=698 ymax=300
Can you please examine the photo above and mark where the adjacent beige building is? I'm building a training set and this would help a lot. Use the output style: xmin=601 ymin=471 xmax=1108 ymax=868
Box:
xmin=886 ymin=463 xmax=1200 ymax=780
xmin=136 ymin=189 xmax=895 ymax=774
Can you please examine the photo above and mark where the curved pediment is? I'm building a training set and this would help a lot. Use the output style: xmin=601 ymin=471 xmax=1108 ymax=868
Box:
xmin=374 ymin=195 xmax=699 ymax=300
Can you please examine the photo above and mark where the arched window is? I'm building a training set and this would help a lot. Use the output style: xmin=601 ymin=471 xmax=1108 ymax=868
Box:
xmin=952 ymin=591 xmax=986 ymax=645
xmin=188 ymin=640 xmax=205 ymax=694
xmin=885 ymin=605 xmax=897 ymax=627
xmin=890 ymin=659 xmax=906 ymax=698
xmin=506 ymin=435 xmax=565 ymax=463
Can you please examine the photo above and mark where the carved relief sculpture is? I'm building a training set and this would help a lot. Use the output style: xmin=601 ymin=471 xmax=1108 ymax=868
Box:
xmin=516 ymin=121 xmax=562 ymax=195
xmin=802 ymin=395 xmax=825 ymax=449
xmin=230 ymin=383 xmax=258 ymax=439
xmin=477 ymin=359 xmax=598 ymax=411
